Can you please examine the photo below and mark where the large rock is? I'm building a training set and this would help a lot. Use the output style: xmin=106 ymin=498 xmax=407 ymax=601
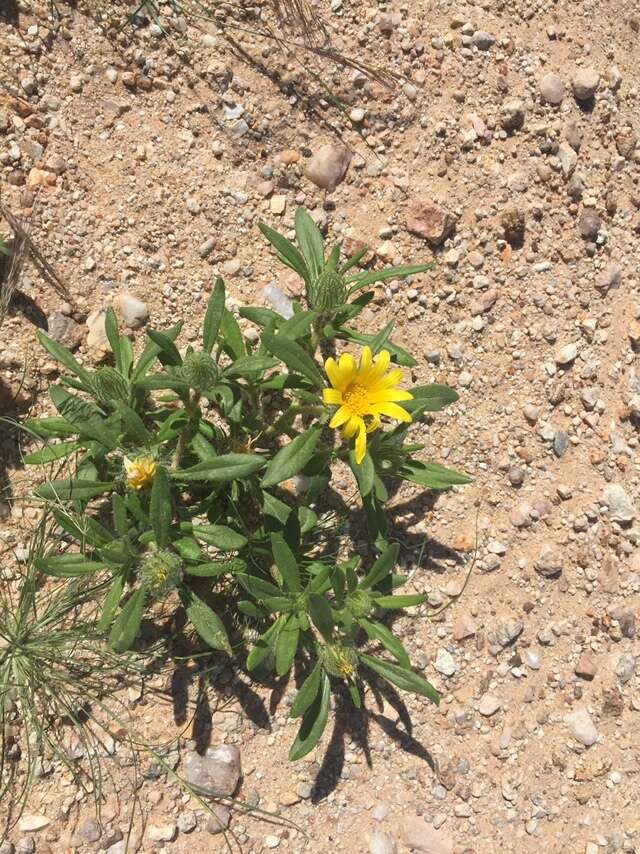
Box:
xmin=46 ymin=312 xmax=83 ymax=351
xmin=539 ymin=73 xmax=565 ymax=105
xmin=572 ymin=67 xmax=600 ymax=101
xmin=401 ymin=816 xmax=452 ymax=854
xmin=535 ymin=544 xmax=562 ymax=578
xmin=86 ymin=308 xmax=110 ymax=354
xmin=603 ymin=483 xmax=636 ymax=523
xmin=406 ymin=200 xmax=455 ymax=246
xmin=565 ymin=707 xmax=598 ymax=747
xmin=184 ymin=745 xmax=241 ymax=795
xmin=115 ymin=292 xmax=149 ymax=330
xmin=370 ymin=830 xmax=397 ymax=854
xmin=304 ymin=144 xmax=352 ymax=192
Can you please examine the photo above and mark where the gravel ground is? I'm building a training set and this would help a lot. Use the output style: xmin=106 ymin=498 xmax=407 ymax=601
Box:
xmin=1 ymin=1 xmax=639 ymax=852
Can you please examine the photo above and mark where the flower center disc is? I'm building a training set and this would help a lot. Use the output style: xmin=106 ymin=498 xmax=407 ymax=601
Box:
xmin=343 ymin=382 xmax=370 ymax=416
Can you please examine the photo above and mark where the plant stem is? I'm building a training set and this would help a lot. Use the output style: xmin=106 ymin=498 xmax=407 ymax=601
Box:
xmin=174 ymin=391 xmax=201 ymax=469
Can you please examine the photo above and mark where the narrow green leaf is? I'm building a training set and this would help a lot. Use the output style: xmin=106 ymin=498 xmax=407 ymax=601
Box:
xmin=116 ymin=402 xmax=152 ymax=446
xmin=262 ymin=332 xmax=323 ymax=387
xmin=173 ymin=537 xmax=201 ymax=561
xmin=190 ymin=524 xmax=247 ymax=550
xmin=146 ymin=329 xmax=183 ymax=366
xmin=347 ymin=262 xmax=433 ymax=294
xmin=236 ymin=572 xmax=282 ymax=600
xmin=294 ymin=207 xmax=324 ymax=280
xmin=239 ymin=306 xmax=281 ymax=328
xmin=23 ymin=416 xmax=76 ymax=439
xmin=259 ymin=222 xmax=309 ymax=281
xmin=24 ymin=441 xmax=81 ymax=465
xmin=405 ymin=384 xmax=459 ymax=412
xmin=149 ymin=465 xmax=172 ymax=548
xmin=334 ymin=327 xmax=416 ymax=367
xmin=36 ymin=479 xmax=116 ymax=502
xmin=50 ymin=386 xmax=119 ymax=449
xmin=361 ymin=543 xmax=399 ymax=590
xmin=275 ymin=618 xmax=300 ymax=676
xmin=373 ymin=593 xmax=427 ymax=609
xmin=271 ymin=532 xmax=300 ymax=593
xmin=184 ymin=558 xmax=245 ymax=577
xmin=308 ymin=594 xmax=333 ymax=642
xmin=109 ymin=586 xmax=146 ymax=652
xmin=112 ymin=494 xmax=128 ymax=536
xmin=369 ymin=320 xmax=395 ymax=355
xmin=177 ymin=454 xmax=265 ymax=482
xmin=247 ymin=617 xmax=283 ymax=671
xmin=34 ymin=555 xmax=108 ymax=578
xmin=398 ymin=460 xmax=472 ymax=489
xmin=97 ymin=572 xmax=127 ymax=632
xmin=359 ymin=653 xmax=440 ymax=704
xmin=223 ymin=354 xmax=278 ymax=378
xmin=132 ymin=321 xmax=183 ymax=380
xmin=340 ymin=244 xmax=369 ymax=274
xmin=348 ymin=449 xmax=374 ymax=497
xmin=184 ymin=591 xmax=231 ymax=653
xmin=104 ymin=307 xmax=123 ymax=373
xmin=359 ymin=618 xmax=410 ymax=668
xmin=219 ymin=309 xmax=246 ymax=360
xmin=37 ymin=330 xmax=92 ymax=385
xmin=278 ymin=309 xmax=319 ymax=341
xmin=203 ymin=277 xmax=225 ymax=354
xmin=290 ymin=662 xmax=322 ymax=718
xmin=262 ymin=428 xmax=321 ymax=487
xmin=289 ymin=671 xmax=330 ymax=761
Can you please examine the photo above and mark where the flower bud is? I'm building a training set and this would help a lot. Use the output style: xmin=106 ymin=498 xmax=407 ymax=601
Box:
xmin=308 ymin=268 xmax=347 ymax=312
xmin=140 ymin=548 xmax=183 ymax=597
xmin=92 ymin=367 xmax=129 ymax=404
xmin=182 ymin=351 xmax=219 ymax=391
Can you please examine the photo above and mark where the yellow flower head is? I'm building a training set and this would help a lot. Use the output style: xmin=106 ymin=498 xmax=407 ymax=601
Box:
xmin=123 ymin=455 xmax=157 ymax=490
xmin=322 ymin=347 xmax=413 ymax=464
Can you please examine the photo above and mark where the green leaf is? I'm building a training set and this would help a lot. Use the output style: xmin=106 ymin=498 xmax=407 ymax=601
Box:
xmin=278 ymin=309 xmax=319 ymax=341
xmin=262 ymin=332 xmax=323 ymax=387
xmin=52 ymin=509 xmax=112 ymax=548
xmin=50 ymin=386 xmax=119 ymax=449
xmin=184 ymin=591 xmax=231 ymax=653
xmin=308 ymin=594 xmax=333 ymax=642
xmin=271 ymin=532 xmax=300 ymax=593
xmin=290 ymin=662 xmax=322 ymax=718
xmin=335 ymin=327 xmax=416 ymax=367
xmin=219 ymin=308 xmax=246 ymax=360
xmin=116 ymin=402 xmax=152 ymax=446
xmin=294 ymin=207 xmax=324 ymax=280
xmin=239 ymin=306 xmax=281 ymax=328
xmin=97 ymin=572 xmax=127 ymax=632
xmin=404 ymin=384 xmax=459 ymax=413
xmin=262 ymin=428 xmax=322 ymax=487
xmin=146 ymin=329 xmax=183 ymax=366
xmin=177 ymin=454 xmax=265 ymax=482
xmin=247 ymin=617 xmax=283 ymax=671
xmin=132 ymin=321 xmax=182 ymax=380
xmin=36 ymin=479 xmax=116 ymax=502
xmin=34 ymin=554 xmax=108 ymax=578
xmin=275 ymin=617 xmax=300 ymax=676
xmin=184 ymin=558 xmax=245 ymax=577
xmin=104 ymin=308 xmax=124 ymax=374
xmin=398 ymin=460 xmax=472 ymax=489
xmin=289 ymin=670 xmax=330 ymax=761
xmin=369 ymin=320 xmax=395 ymax=355
xmin=150 ymin=465 xmax=172 ymax=548
xmin=359 ymin=654 xmax=440 ymax=704
xmin=347 ymin=262 xmax=433 ymax=294
xmin=23 ymin=416 xmax=76 ymax=439
xmin=37 ymin=330 xmax=92 ymax=386
xmin=259 ymin=222 xmax=309 ymax=281
xmin=361 ymin=543 xmax=399 ymax=590
xmin=223 ymin=354 xmax=278 ymax=378
xmin=24 ymin=441 xmax=81 ymax=465
xmin=348 ymin=449 xmax=374 ymax=497
xmin=112 ymin=494 xmax=128 ymax=536
xmin=236 ymin=572 xmax=282 ymax=600
xmin=373 ymin=593 xmax=427 ymax=609
xmin=340 ymin=244 xmax=369 ymax=274
xmin=359 ymin=618 xmax=410 ymax=668
xmin=109 ymin=586 xmax=146 ymax=652
xmin=203 ymin=277 xmax=225 ymax=354
xmin=190 ymin=524 xmax=247 ymax=550
xmin=173 ymin=537 xmax=201 ymax=561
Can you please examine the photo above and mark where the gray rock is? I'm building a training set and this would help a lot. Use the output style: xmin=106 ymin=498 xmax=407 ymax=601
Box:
xmin=370 ymin=830 xmax=398 ymax=854
xmin=206 ymin=803 xmax=231 ymax=834
xmin=539 ymin=73 xmax=564 ymax=104
xmin=615 ymin=654 xmax=636 ymax=684
xmin=596 ymin=263 xmax=621 ymax=292
xmin=567 ymin=173 xmax=585 ymax=201
xmin=603 ymin=484 xmax=635 ymax=523
xmin=555 ymin=342 xmax=578 ymax=365
xmin=495 ymin=621 xmax=523 ymax=647
xmin=304 ymin=144 xmax=352 ymax=192
xmin=184 ymin=745 xmax=241 ymax=795
xmin=18 ymin=814 xmax=50 ymax=832
xmin=478 ymin=694 xmax=502 ymax=716
xmin=565 ymin=707 xmax=598 ymax=746
xmin=46 ymin=312 xmax=83 ymax=350
xmin=535 ymin=544 xmax=562 ymax=578
xmin=500 ymin=99 xmax=525 ymax=131
xmin=177 ymin=811 xmax=197 ymax=833
xmin=75 ymin=818 xmax=101 ymax=844
xmin=115 ymin=292 xmax=149 ymax=329
xmin=553 ymin=431 xmax=569 ymax=457
xmin=434 ymin=649 xmax=457 ymax=676
xmin=15 ymin=842 xmax=35 ymax=854
xmin=565 ymin=119 xmax=583 ymax=152
xmin=575 ymin=654 xmax=598 ymax=680
xmin=572 ymin=67 xmax=600 ymax=100
xmin=472 ymin=30 xmax=495 ymax=49
xmin=401 ymin=816 xmax=453 ymax=854
xmin=406 ymin=199 xmax=456 ymax=246
xmin=148 ymin=823 xmax=177 ymax=843
xmin=558 ymin=143 xmax=577 ymax=177
xmin=578 ymin=210 xmax=601 ymax=240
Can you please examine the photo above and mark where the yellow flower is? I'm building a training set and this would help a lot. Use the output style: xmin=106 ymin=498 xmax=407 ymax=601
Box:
xmin=322 ymin=347 xmax=413 ymax=464
xmin=123 ymin=455 xmax=157 ymax=490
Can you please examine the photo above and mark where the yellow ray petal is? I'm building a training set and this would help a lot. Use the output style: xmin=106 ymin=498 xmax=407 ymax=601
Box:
xmin=354 ymin=422 xmax=367 ymax=463
xmin=329 ymin=405 xmax=351 ymax=429
xmin=323 ymin=388 xmax=343 ymax=405
xmin=324 ymin=357 xmax=343 ymax=389
xmin=370 ymin=368 xmax=404 ymax=390
xmin=371 ymin=401 xmax=412 ymax=422
xmin=368 ymin=349 xmax=391 ymax=383
xmin=369 ymin=388 xmax=414 ymax=403
xmin=342 ymin=415 xmax=363 ymax=438
xmin=359 ymin=346 xmax=372 ymax=373
xmin=366 ymin=414 xmax=382 ymax=433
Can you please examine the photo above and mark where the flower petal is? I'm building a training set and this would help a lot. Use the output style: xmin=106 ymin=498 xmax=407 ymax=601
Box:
xmin=337 ymin=353 xmax=357 ymax=385
xmin=342 ymin=415 xmax=362 ymax=438
xmin=371 ymin=401 xmax=412 ymax=422
xmin=323 ymin=387 xmax=343 ymax=405
xmin=359 ymin=346 xmax=373 ymax=373
xmin=366 ymin=414 xmax=381 ymax=433
xmin=369 ymin=368 xmax=404 ymax=390
xmin=329 ymin=405 xmax=352 ymax=429
xmin=369 ymin=388 xmax=414 ymax=403
xmin=324 ymin=357 xmax=343 ymax=389
xmin=368 ymin=349 xmax=391 ymax=383
xmin=354 ymin=422 xmax=367 ymax=464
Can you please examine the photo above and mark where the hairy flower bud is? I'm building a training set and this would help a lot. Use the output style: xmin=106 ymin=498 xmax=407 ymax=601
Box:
xmin=307 ymin=268 xmax=347 ymax=312
xmin=92 ymin=367 xmax=129 ymax=404
xmin=140 ymin=548 xmax=183 ymax=597
xmin=182 ymin=351 xmax=219 ymax=391
xmin=321 ymin=642 xmax=358 ymax=681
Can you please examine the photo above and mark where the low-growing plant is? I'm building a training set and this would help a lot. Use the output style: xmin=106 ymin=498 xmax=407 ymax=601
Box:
xmin=26 ymin=207 xmax=471 ymax=759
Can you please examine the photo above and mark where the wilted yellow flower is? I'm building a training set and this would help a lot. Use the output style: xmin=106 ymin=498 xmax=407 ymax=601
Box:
xmin=322 ymin=347 xmax=413 ymax=464
xmin=123 ymin=455 xmax=157 ymax=490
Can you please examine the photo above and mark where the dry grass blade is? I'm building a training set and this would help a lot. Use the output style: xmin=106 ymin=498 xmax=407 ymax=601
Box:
xmin=0 ymin=220 xmax=28 ymax=331
xmin=270 ymin=0 xmax=329 ymax=47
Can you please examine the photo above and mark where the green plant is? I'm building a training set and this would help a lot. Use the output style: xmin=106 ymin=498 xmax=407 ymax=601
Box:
xmin=26 ymin=207 xmax=470 ymax=759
